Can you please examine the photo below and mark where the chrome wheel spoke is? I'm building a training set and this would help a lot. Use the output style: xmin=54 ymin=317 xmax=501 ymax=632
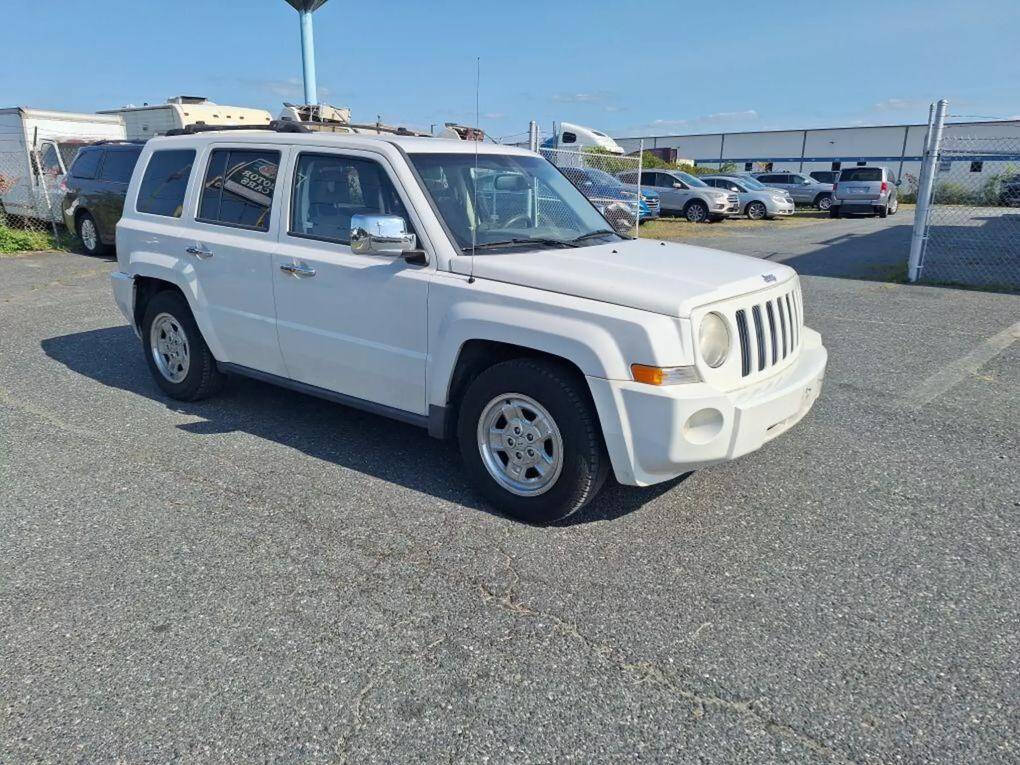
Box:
xmin=477 ymin=393 xmax=563 ymax=497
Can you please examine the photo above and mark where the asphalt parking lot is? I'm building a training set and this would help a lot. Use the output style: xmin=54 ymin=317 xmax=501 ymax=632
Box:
xmin=2 ymin=241 xmax=1018 ymax=762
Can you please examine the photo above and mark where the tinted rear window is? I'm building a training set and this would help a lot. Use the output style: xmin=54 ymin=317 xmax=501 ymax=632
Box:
xmin=197 ymin=149 xmax=280 ymax=231
xmin=136 ymin=150 xmax=195 ymax=217
xmin=99 ymin=150 xmax=140 ymax=183
xmin=839 ymin=168 xmax=883 ymax=182
xmin=70 ymin=149 xmax=103 ymax=180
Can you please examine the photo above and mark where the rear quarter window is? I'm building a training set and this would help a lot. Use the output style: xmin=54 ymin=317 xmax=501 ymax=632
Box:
xmin=136 ymin=149 xmax=196 ymax=218
xmin=99 ymin=150 xmax=141 ymax=183
xmin=839 ymin=168 xmax=883 ymax=182
xmin=70 ymin=149 xmax=103 ymax=180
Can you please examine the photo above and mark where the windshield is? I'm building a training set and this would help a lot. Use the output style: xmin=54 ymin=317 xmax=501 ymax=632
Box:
xmin=673 ymin=171 xmax=707 ymax=188
xmin=409 ymin=153 xmax=621 ymax=251
xmin=738 ymin=176 xmax=767 ymax=190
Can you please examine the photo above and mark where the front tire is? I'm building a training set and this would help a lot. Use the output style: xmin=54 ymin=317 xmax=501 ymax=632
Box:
xmin=746 ymin=201 xmax=767 ymax=220
xmin=141 ymin=290 xmax=225 ymax=401
xmin=684 ymin=200 xmax=709 ymax=223
xmin=76 ymin=212 xmax=109 ymax=256
xmin=457 ymin=359 xmax=609 ymax=524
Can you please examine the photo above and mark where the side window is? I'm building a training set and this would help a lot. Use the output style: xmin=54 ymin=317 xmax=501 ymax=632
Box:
xmin=70 ymin=149 xmax=102 ymax=180
xmin=32 ymin=143 xmax=62 ymax=178
xmin=198 ymin=149 xmax=280 ymax=231
xmin=640 ymin=171 xmax=657 ymax=186
xmin=99 ymin=150 xmax=139 ymax=183
xmin=561 ymin=132 xmax=577 ymax=144
xmin=136 ymin=149 xmax=195 ymax=218
xmin=289 ymin=153 xmax=411 ymax=245
xmin=658 ymin=173 xmax=676 ymax=188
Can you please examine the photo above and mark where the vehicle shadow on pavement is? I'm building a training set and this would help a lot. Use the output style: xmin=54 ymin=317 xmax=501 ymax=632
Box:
xmin=777 ymin=219 xmax=914 ymax=282
xmin=41 ymin=326 xmax=674 ymax=525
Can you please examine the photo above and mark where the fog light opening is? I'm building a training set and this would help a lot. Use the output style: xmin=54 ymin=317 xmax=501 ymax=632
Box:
xmin=683 ymin=408 xmax=724 ymax=445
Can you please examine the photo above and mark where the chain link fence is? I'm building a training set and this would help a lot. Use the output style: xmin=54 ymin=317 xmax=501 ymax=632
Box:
xmin=913 ymin=132 xmax=1020 ymax=291
xmin=538 ymin=146 xmax=649 ymax=236
xmin=0 ymin=138 xmax=70 ymax=250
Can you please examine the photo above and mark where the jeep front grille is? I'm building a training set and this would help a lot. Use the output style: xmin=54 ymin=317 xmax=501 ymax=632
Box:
xmin=733 ymin=286 xmax=803 ymax=379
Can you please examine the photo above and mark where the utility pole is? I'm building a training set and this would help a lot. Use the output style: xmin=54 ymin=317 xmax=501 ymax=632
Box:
xmin=283 ymin=1 xmax=329 ymax=105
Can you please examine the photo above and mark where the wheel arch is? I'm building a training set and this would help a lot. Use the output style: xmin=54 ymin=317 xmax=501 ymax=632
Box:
xmin=132 ymin=275 xmax=187 ymax=334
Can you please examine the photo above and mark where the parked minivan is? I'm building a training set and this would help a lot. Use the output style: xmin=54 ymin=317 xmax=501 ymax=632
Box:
xmin=61 ymin=141 xmax=145 ymax=254
xmin=830 ymin=166 xmax=899 ymax=218
xmin=111 ymin=126 xmax=826 ymax=523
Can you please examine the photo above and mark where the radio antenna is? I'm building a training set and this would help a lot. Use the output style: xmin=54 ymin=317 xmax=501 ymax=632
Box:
xmin=468 ymin=56 xmax=480 ymax=283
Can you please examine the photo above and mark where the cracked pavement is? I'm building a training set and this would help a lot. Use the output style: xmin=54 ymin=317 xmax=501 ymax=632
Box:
xmin=1 ymin=251 xmax=1018 ymax=762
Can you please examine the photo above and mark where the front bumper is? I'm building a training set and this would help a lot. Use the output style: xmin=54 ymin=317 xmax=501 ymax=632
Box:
xmin=588 ymin=327 xmax=827 ymax=486
xmin=771 ymin=200 xmax=795 ymax=215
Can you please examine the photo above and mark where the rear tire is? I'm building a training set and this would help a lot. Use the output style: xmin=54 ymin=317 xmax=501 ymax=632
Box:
xmin=878 ymin=204 xmax=888 ymax=218
xmin=684 ymin=200 xmax=709 ymax=223
xmin=888 ymin=196 xmax=899 ymax=215
xmin=141 ymin=290 xmax=225 ymax=401
xmin=457 ymin=358 xmax=609 ymax=524
xmin=815 ymin=193 xmax=833 ymax=211
xmin=76 ymin=212 xmax=109 ymax=256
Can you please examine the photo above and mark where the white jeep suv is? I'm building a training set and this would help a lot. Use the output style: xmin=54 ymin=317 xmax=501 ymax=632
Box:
xmin=112 ymin=126 xmax=827 ymax=524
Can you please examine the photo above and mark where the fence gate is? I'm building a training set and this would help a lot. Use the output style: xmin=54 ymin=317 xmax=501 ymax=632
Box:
xmin=913 ymin=125 xmax=1020 ymax=290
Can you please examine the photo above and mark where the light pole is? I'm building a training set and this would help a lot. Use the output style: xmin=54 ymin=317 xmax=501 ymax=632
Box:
xmin=284 ymin=0 xmax=329 ymax=105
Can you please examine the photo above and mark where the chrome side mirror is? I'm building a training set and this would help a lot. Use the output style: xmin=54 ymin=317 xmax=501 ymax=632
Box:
xmin=350 ymin=214 xmax=416 ymax=256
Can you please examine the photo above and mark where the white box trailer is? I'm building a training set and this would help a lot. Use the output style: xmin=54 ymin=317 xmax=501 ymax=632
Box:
xmin=0 ymin=107 xmax=125 ymax=223
xmin=100 ymin=96 xmax=272 ymax=140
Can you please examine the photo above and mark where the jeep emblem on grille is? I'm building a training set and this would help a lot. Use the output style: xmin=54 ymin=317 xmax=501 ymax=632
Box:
xmin=762 ymin=273 xmax=777 ymax=283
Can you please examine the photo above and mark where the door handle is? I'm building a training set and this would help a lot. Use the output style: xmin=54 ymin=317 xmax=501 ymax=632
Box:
xmin=280 ymin=262 xmax=316 ymax=278
xmin=185 ymin=246 xmax=213 ymax=259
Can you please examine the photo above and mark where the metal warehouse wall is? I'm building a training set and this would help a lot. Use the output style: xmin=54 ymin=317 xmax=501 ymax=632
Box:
xmin=615 ymin=120 xmax=1020 ymax=180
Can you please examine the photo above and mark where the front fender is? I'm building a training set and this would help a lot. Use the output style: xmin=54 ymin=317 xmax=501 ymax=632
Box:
xmin=426 ymin=280 xmax=691 ymax=409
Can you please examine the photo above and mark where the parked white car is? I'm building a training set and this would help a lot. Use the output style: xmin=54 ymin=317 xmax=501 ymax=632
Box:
xmin=700 ymin=175 xmax=795 ymax=220
xmin=112 ymin=127 xmax=827 ymax=523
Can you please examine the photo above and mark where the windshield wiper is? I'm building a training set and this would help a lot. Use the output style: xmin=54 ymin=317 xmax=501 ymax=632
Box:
xmin=571 ymin=229 xmax=618 ymax=243
xmin=470 ymin=237 xmax=579 ymax=251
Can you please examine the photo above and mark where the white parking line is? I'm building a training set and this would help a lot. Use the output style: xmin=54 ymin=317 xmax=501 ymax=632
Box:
xmin=903 ymin=321 xmax=1020 ymax=409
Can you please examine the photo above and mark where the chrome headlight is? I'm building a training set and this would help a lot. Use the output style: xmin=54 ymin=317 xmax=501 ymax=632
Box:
xmin=699 ymin=312 xmax=731 ymax=368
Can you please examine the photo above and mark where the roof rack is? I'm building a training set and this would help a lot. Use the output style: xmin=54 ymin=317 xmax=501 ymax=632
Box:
xmin=163 ymin=120 xmax=310 ymax=137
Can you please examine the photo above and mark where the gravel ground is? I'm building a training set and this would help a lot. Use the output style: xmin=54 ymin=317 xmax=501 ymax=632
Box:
xmin=1 ymin=250 xmax=1018 ymax=763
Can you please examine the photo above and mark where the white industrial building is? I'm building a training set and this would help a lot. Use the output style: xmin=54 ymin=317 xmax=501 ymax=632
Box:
xmin=614 ymin=119 xmax=1020 ymax=184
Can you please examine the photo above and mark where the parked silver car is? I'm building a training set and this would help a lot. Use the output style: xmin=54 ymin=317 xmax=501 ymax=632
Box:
xmin=617 ymin=169 xmax=739 ymax=222
xmin=830 ymin=166 xmax=899 ymax=218
xmin=701 ymin=175 xmax=795 ymax=220
xmin=751 ymin=171 xmax=834 ymax=210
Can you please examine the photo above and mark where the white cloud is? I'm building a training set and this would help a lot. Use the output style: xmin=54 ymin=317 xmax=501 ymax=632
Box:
xmin=551 ymin=91 xmax=611 ymax=104
xmin=873 ymin=98 xmax=925 ymax=111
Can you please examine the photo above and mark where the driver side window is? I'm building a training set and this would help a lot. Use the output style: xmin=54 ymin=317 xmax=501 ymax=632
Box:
xmin=290 ymin=153 xmax=411 ymax=245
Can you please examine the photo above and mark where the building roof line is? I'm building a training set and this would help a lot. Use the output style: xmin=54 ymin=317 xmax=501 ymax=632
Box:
xmin=614 ymin=119 xmax=1020 ymax=141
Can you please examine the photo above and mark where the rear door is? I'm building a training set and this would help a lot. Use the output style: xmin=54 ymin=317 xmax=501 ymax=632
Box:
xmin=181 ymin=143 xmax=290 ymax=375
xmin=93 ymin=148 xmax=139 ymax=242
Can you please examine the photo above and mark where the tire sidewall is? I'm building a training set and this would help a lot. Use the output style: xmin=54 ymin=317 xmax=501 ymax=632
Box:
xmin=457 ymin=360 xmax=606 ymax=524
xmin=77 ymin=213 xmax=102 ymax=255
xmin=816 ymin=193 xmax=832 ymax=210
xmin=747 ymin=201 xmax=766 ymax=220
xmin=141 ymin=290 xmax=216 ymax=400
xmin=685 ymin=200 xmax=708 ymax=223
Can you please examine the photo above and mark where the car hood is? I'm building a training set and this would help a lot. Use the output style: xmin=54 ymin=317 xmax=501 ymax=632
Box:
xmin=451 ymin=238 xmax=796 ymax=317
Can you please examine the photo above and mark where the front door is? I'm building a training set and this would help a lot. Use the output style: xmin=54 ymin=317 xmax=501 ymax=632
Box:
xmin=271 ymin=149 xmax=430 ymax=415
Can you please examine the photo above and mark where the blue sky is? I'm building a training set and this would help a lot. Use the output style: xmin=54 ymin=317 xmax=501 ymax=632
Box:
xmin=3 ymin=0 xmax=1018 ymax=141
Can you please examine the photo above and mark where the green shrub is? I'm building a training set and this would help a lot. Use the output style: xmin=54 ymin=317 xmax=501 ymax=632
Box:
xmin=0 ymin=224 xmax=60 ymax=254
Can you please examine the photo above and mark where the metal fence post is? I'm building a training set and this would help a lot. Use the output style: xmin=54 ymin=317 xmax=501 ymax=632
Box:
xmin=908 ymin=99 xmax=948 ymax=282
xmin=528 ymin=120 xmax=539 ymax=153
xmin=635 ymin=139 xmax=643 ymax=237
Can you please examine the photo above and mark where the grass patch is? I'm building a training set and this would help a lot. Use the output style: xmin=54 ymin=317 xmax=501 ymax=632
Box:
xmin=0 ymin=223 xmax=66 ymax=254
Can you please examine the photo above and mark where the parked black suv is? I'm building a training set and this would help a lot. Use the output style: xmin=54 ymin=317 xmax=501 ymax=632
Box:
xmin=61 ymin=141 xmax=145 ymax=255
